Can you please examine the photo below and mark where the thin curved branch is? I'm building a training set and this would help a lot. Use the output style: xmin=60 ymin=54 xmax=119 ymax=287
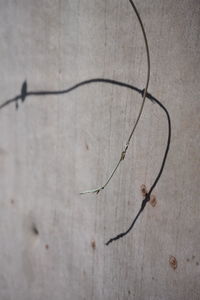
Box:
xmin=0 ymin=0 xmax=170 ymax=246
xmin=105 ymin=93 xmax=171 ymax=245
xmin=1 ymin=0 xmax=150 ymax=197
xmin=0 ymin=78 xmax=153 ymax=112
xmin=0 ymin=77 xmax=170 ymax=245
xmin=81 ymin=0 xmax=151 ymax=194
xmin=126 ymin=0 xmax=151 ymax=145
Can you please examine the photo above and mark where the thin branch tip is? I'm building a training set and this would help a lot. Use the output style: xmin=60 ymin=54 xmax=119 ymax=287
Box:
xmin=80 ymin=187 xmax=103 ymax=195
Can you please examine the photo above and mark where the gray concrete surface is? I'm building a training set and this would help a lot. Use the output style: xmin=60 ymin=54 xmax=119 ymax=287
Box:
xmin=0 ymin=0 xmax=200 ymax=299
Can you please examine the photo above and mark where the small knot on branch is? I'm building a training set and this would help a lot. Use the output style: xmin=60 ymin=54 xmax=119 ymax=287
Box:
xmin=16 ymin=80 xmax=27 ymax=110
xmin=141 ymin=88 xmax=145 ymax=98
xmin=121 ymin=150 xmax=126 ymax=160
xmin=141 ymin=193 xmax=150 ymax=211
xmin=120 ymin=144 xmax=128 ymax=161
xmin=21 ymin=81 xmax=27 ymax=102
xmin=141 ymin=88 xmax=155 ymax=103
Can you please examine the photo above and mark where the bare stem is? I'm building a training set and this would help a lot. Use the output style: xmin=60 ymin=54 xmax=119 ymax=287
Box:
xmin=80 ymin=0 xmax=150 ymax=196
xmin=80 ymin=145 xmax=127 ymax=194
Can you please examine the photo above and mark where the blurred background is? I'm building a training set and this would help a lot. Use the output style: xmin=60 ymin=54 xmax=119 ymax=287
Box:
xmin=0 ymin=0 xmax=199 ymax=299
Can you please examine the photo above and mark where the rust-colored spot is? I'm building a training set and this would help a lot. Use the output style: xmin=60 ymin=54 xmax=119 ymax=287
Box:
xmin=196 ymin=262 xmax=199 ymax=266
xmin=186 ymin=258 xmax=190 ymax=262
xmin=91 ymin=240 xmax=96 ymax=250
xmin=150 ymin=195 xmax=157 ymax=207
xmin=140 ymin=184 xmax=147 ymax=197
xmin=169 ymin=256 xmax=177 ymax=270
xmin=45 ymin=244 xmax=49 ymax=250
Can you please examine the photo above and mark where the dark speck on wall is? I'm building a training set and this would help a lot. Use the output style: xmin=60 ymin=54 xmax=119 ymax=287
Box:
xmin=91 ymin=240 xmax=96 ymax=250
xmin=32 ymin=224 xmax=39 ymax=235
xmin=140 ymin=184 xmax=147 ymax=197
xmin=169 ymin=255 xmax=177 ymax=270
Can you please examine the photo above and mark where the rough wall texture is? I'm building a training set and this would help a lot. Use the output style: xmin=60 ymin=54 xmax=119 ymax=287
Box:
xmin=0 ymin=1 xmax=199 ymax=299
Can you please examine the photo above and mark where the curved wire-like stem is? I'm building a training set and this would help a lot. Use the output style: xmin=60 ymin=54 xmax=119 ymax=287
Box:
xmin=105 ymin=92 xmax=171 ymax=245
xmin=0 ymin=77 xmax=170 ymax=245
xmin=0 ymin=0 xmax=150 ymax=196
xmin=80 ymin=0 xmax=150 ymax=195
xmin=80 ymin=158 xmax=122 ymax=195
xmin=0 ymin=0 xmax=171 ymax=246
xmin=126 ymin=0 xmax=150 ymax=145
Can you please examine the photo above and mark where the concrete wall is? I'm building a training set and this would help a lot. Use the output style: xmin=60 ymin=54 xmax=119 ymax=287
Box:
xmin=0 ymin=0 xmax=199 ymax=299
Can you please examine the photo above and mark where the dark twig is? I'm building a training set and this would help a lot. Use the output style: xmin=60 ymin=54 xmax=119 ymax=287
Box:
xmin=0 ymin=78 xmax=171 ymax=245
xmin=105 ymin=92 xmax=171 ymax=245
xmin=0 ymin=0 xmax=171 ymax=245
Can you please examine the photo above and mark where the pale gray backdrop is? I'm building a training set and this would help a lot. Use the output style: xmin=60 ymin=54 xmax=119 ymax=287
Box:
xmin=0 ymin=0 xmax=199 ymax=299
